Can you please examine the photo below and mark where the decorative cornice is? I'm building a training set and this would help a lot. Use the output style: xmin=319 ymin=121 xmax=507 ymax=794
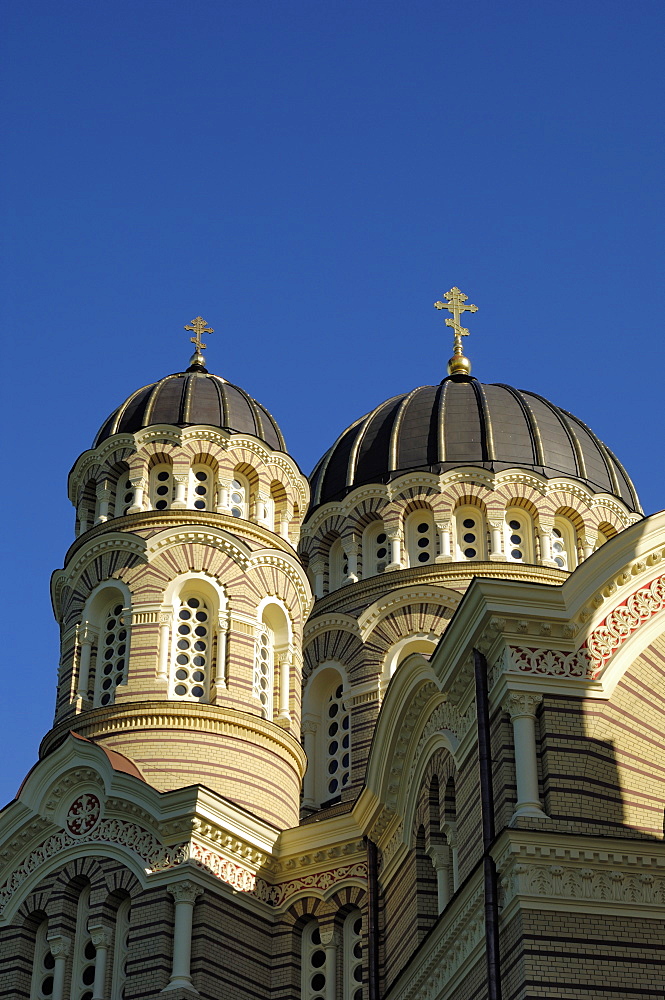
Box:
xmin=40 ymin=703 xmax=307 ymax=775
xmin=255 ymin=860 xmax=367 ymax=907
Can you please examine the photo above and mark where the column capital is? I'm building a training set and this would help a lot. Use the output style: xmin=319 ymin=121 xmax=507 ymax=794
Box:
xmin=167 ymin=879 xmax=204 ymax=905
xmin=318 ymin=924 xmax=339 ymax=947
xmin=89 ymin=925 xmax=113 ymax=949
xmin=79 ymin=621 xmax=98 ymax=644
xmin=504 ymin=690 xmax=543 ymax=720
xmin=301 ymin=719 xmax=318 ymax=735
xmin=428 ymin=844 xmax=450 ymax=869
xmin=47 ymin=933 xmax=72 ymax=958
xmin=159 ymin=610 xmax=174 ymax=625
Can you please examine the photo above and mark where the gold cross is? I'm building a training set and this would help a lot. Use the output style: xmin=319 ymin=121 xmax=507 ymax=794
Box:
xmin=184 ymin=316 xmax=214 ymax=353
xmin=434 ymin=287 xmax=477 ymax=355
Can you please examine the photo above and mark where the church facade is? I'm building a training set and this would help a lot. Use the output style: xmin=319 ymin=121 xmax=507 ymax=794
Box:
xmin=1 ymin=296 xmax=664 ymax=1000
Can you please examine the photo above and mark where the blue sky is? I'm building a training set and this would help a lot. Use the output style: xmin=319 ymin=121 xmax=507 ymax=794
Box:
xmin=1 ymin=0 xmax=664 ymax=805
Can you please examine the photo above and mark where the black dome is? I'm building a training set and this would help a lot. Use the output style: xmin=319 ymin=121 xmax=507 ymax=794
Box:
xmin=309 ymin=375 xmax=640 ymax=512
xmin=94 ymin=371 xmax=286 ymax=452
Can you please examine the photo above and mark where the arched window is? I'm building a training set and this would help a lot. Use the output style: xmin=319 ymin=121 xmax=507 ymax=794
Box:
xmin=302 ymin=665 xmax=350 ymax=809
xmin=301 ymin=920 xmax=327 ymax=999
xmin=149 ymin=464 xmax=173 ymax=511
xmin=382 ymin=635 xmax=437 ymax=696
xmin=552 ymin=517 xmax=577 ymax=570
xmin=71 ymin=885 xmax=96 ymax=1000
xmin=328 ymin=538 xmax=348 ymax=592
xmin=229 ymin=476 xmax=249 ymax=519
xmin=189 ymin=465 xmax=213 ymax=511
xmin=78 ymin=479 xmax=97 ymax=536
xmin=171 ymin=594 xmax=211 ymax=702
xmin=405 ymin=510 xmax=436 ymax=567
xmin=30 ymin=918 xmax=55 ymax=1000
xmin=113 ymin=471 xmax=134 ymax=518
xmin=324 ymin=682 xmax=350 ymax=802
xmin=504 ymin=509 xmax=534 ymax=563
xmin=270 ymin=481 xmax=287 ymax=536
xmin=110 ymin=897 xmax=131 ymax=1000
xmin=454 ymin=506 xmax=486 ymax=561
xmin=362 ymin=521 xmax=389 ymax=578
xmin=253 ymin=601 xmax=291 ymax=721
xmin=343 ymin=911 xmax=363 ymax=1000
xmin=253 ymin=622 xmax=274 ymax=718
xmin=94 ymin=599 xmax=129 ymax=708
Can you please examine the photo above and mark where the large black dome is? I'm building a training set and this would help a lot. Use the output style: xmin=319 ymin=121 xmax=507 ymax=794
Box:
xmin=309 ymin=375 xmax=640 ymax=512
xmin=94 ymin=370 xmax=286 ymax=452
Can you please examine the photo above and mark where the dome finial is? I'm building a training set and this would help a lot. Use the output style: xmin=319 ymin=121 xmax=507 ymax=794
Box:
xmin=434 ymin=286 xmax=477 ymax=376
xmin=184 ymin=315 xmax=214 ymax=372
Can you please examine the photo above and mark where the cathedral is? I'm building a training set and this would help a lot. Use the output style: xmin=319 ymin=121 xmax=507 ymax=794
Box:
xmin=1 ymin=290 xmax=664 ymax=1000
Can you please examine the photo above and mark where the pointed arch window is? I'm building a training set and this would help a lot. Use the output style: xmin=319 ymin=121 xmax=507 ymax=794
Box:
xmin=405 ymin=510 xmax=436 ymax=567
xmin=172 ymin=595 xmax=211 ymax=702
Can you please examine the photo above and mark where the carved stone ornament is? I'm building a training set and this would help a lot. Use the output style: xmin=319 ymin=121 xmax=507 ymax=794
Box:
xmin=254 ymin=861 xmax=367 ymax=907
xmin=493 ymin=646 xmax=594 ymax=684
xmin=167 ymin=879 xmax=204 ymax=905
xmin=500 ymin=857 xmax=665 ymax=910
xmin=504 ymin=691 xmax=542 ymax=720
xmin=66 ymin=793 xmax=101 ymax=836
xmin=47 ymin=934 xmax=72 ymax=958
xmin=89 ymin=926 xmax=113 ymax=949
xmin=583 ymin=573 xmax=665 ymax=676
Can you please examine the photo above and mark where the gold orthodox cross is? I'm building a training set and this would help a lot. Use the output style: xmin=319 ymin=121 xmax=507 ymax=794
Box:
xmin=434 ymin=287 xmax=477 ymax=355
xmin=184 ymin=316 xmax=214 ymax=353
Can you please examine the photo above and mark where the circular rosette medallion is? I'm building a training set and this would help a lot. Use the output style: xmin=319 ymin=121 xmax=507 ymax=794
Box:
xmin=66 ymin=793 xmax=101 ymax=836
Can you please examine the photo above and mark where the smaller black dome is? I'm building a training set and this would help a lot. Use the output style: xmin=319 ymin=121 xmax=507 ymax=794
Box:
xmin=94 ymin=371 xmax=286 ymax=452
xmin=309 ymin=376 xmax=640 ymax=513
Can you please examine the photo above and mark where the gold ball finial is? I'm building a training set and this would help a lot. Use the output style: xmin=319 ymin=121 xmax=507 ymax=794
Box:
xmin=447 ymin=353 xmax=472 ymax=376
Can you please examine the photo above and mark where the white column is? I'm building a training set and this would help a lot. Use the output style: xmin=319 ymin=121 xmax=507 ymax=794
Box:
xmin=46 ymin=934 xmax=71 ymax=1000
xmin=343 ymin=538 xmax=358 ymax=584
xmin=386 ymin=530 xmax=402 ymax=571
xmin=539 ymin=529 xmax=553 ymax=563
xmin=215 ymin=614 xmax=228 ymax=698
xmin=583 ymin=535 xmax=594 ymax=560
xmin=157 ymin=612 xmax=172 ymax=682
xmin=435 ymin=522 xmax=452 ymax=562
xmin=77 ymin=624 xmax=95 ymax=699
xmin=216 ymin=479 xmax=230 ymax=514
xmin=162 ymin=880 xmax=203 ymax=993
xmin=311 ymin=558 xmax=325 ymax=599
xmin=90 ymin=926 xmax=112 ymax=1000
xmin=301 ymin=720 xmax=317 ymax=808
xmin=506 ymin=691 xmax=546 ymax=820
xmin=95 ymin=484 xmax=111 ymax=523
xmin=280 ymin=509 xmax=291 ymax=540
xmin=127 ymin=477 xmax=146 ymax=515
xmin=278 ymin=650 xmax=291 ymax=722
xmin=489 ymin=522 xmax=503 ymax=560
xmin=429 ymin=844 xmax=451 ymax=912
xmin=319 ymin=927 xmax=337 ymax=1000
xmin=447 ymin=827 xmax=460 ymax=890
xmin=172 ymin=475 xmax=188 ymax=510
